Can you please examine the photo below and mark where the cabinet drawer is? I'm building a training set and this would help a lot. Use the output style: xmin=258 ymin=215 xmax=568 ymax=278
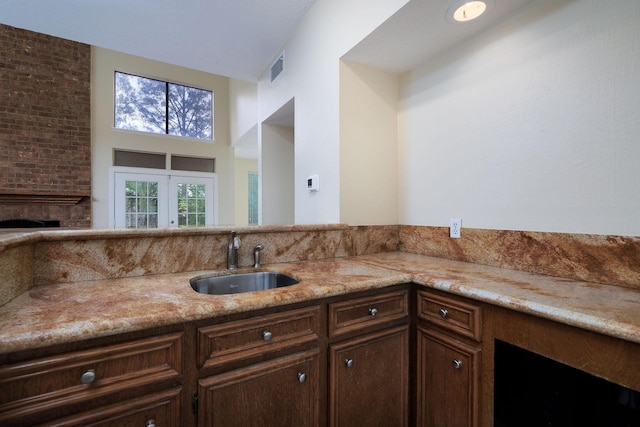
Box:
xmin=417 ymin=290 xmax=482 ymax=341
xmin=198 ymin=305 xmax=320 ymax=370
xmin=0 ymin=332 xmax=183 ymax=424
xmin=328 ymin=289 xmax=408 ymax=338
xmin=47 ymin=387 xmax=182 ymax=427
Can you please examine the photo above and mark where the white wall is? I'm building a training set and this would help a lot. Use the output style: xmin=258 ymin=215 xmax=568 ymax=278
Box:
xmin=257 ymin=0 xmax=409 ymax=225
xmin=260 ymin=124 xmax=295 ymax=224
xmin=398 ymin=0 xmax=640 ymax=236
xmin=340 ymin=60 xmax=399 ymax=225
xmin=91 ymin=47 xmax=235 ymax=227
xmin=229 ymin=79 xmax=258 ymax=143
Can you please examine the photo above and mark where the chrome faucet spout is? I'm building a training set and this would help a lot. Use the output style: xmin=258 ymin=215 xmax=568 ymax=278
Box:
xmin=227 ymin=231 xmax=241 ymax=270
xmin=253 ymin=244 xmax=264 ymax=268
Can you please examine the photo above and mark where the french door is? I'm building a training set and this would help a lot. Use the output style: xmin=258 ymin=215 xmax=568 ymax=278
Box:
xmin=111 ymin=167 xmax=217 ymax=228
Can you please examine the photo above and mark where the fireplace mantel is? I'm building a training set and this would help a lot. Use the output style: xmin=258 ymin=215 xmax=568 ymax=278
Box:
xmin=0 ymin=193 xmax=88 ymax=205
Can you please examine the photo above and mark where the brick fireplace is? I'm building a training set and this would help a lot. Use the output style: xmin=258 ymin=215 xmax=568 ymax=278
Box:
xmin=0 ymin=24 xmax=91 ymax=227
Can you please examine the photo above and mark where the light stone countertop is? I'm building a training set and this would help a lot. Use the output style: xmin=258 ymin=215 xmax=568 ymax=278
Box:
xmin=0 ymin=252 xmax=639 ymax=355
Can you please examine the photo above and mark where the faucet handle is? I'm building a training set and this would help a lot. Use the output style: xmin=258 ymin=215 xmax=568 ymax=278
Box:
xmin=253 ymin=244 xmax=264 ymax=268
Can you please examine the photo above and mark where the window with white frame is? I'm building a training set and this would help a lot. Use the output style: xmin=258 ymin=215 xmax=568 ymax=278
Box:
xmin=114 ymin=72 xmax=213 ymax=140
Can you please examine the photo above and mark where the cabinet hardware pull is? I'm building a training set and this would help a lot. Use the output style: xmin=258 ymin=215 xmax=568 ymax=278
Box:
xmin=345 ymin=358 xmax=354 ymax=368
xmin=452 ymin=359 xmax=463 ymax=369
xmin=147 ymin=420 xmax=156 ymax=427
xmin=439 ymin=308 xmax=448 ymax=319
xmin=369 ymin=308 xmax=378 ymax=317
xmin=262 ymin=331 xmax=273 ymax=341
xmin=80 ymin=369 xmax=96 ymax=384
xmin=297 ymin=372 xmax=307 ymax=383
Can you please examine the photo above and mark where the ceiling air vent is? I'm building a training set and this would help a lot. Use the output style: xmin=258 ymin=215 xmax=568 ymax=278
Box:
xmin=270 ymin=52 xmax=285 ymax=83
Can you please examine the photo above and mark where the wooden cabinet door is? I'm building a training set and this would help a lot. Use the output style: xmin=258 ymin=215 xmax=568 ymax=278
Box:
xmin=197 ymin=349 xmax=320 ymax=427
xmin=417 ymin=327 xmax=480 ymax=427
xmin=329 ymin=325 xmax=409 ymax=427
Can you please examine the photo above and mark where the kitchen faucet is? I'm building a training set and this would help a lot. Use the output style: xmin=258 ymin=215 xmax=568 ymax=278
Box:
xmin=226 ymin=231 xmax=241 ymax=270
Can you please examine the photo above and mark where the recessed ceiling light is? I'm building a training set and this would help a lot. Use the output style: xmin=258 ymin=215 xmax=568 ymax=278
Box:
xmin=446 ymin=0 xmax=492 ymax=23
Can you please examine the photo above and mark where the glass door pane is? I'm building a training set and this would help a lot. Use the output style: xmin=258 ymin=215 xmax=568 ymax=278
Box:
xmin=114 ymin=172 xmax=168 ymax=228
xmin=169 ymin=175 xmax=216 ymax=227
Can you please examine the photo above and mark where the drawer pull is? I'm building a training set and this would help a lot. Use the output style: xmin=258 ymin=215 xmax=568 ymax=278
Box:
xmin=297 ymin=372 xmax=307 ymax=383
xmin=147 ymin=420 xmax=156 ymax=427
xmin=80 ymin=369 xmax=96 ymax=384
xmin=369 ymin=307 xmax=378 ymax=317
xmin=452 ymin=359 xmax=463 ymax=369
xmin=345 ymin=358 xmax=354 ymax=368
xmin=439 ymin=308 xmax=449 ymax=319
xmin=262 ymin=331 xmax=273 ymax=341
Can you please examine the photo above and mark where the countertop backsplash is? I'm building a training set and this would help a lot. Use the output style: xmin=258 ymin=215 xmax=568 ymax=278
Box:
xmin=1 ymin=223 xmax=638 ymax=308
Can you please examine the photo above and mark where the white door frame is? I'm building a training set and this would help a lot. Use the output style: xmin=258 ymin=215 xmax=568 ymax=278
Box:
xmin=109 ymin=166 xmax=218 ymax=228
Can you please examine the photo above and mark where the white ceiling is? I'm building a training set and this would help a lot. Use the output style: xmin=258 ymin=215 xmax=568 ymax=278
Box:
xmin=344 ymin=0 xmax=536 ymax=74
xmin=0 ymin=0 xmax=536 ymax=82
xmin=0 ymin=0 xmax=316 ymax=82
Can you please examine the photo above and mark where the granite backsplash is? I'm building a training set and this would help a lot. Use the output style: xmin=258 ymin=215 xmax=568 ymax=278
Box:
xmin=1 ymin=224 xmax=638 ymax=307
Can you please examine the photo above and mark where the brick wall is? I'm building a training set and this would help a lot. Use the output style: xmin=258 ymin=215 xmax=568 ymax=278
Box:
xmin=0 ymin=24 xmax=91 ymax=227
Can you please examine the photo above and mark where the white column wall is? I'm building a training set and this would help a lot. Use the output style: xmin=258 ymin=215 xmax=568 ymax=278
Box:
xmin=257 ymin=0 xmax=409 ymax=225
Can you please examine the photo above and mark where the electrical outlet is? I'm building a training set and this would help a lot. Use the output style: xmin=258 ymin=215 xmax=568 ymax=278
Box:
xmin=450 ymin=218 xmax=461 ymax=238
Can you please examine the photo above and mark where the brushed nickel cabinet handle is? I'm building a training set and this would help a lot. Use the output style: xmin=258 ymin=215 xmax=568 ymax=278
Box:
xmin=80 ymin=369 xmax=96 ymax=384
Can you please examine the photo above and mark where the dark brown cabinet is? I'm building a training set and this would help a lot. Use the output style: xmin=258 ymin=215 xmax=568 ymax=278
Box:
xmin=417 ymin=327 xmax=480 ymax=427
xmin=416 ymin=289 xmax=482 ymax=427
xmin=197 ymin=349 xmax=320 ymax=427
xmin=5 ymin=280 xmax=639 ymax=427
xmin=194 ymin=305 xmax=322 ymax=426
xmin=194 ymin=288 xmax=410 ymax=427
xmin=0 ymin=285 xmax=412 ymax=426
xmin=328 ymin=289 xmax=410 ymax=427
xmin=329 ymin=325 xmax=409 ymax=427
xmin=0 ymin=332 xmax=184 ymax=426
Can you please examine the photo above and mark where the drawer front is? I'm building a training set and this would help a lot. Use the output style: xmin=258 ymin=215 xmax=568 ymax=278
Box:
xmin=198 ymin=305 xmax=321 ymax=369
xmin=0 ymin=332 xmax=183 ymax=423
xmin=47 ymin=387 xmax=182 ymax=427
xmin=417 ymin=290 xmax=482 ymax=341
xmin=328 ymin=289 xmax=409 ymax=338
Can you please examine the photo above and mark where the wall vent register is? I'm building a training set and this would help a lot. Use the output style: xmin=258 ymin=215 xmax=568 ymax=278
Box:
xmin=270 ymin=52 xmax=285 ymax=83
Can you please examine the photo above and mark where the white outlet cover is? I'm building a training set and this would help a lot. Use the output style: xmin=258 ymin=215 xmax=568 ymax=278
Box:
xmin=450 ymin=218 xmax=461 ymax=238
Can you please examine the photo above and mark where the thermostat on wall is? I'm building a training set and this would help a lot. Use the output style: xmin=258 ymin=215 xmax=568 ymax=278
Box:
xmin=307 ymin=175 xmax=319 ymax=192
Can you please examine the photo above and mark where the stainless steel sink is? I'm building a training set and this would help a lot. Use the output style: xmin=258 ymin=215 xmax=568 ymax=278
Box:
xmin=190 ymin=271 xmax=300 ymax=295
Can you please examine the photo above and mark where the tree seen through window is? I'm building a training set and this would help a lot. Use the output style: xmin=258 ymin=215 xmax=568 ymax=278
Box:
xmin=115 ymin=72 xmax=213 ymax=140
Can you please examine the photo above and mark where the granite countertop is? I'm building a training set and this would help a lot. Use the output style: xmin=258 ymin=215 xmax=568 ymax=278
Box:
xmin=0 ymin=252 xmax=639 ymax=354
